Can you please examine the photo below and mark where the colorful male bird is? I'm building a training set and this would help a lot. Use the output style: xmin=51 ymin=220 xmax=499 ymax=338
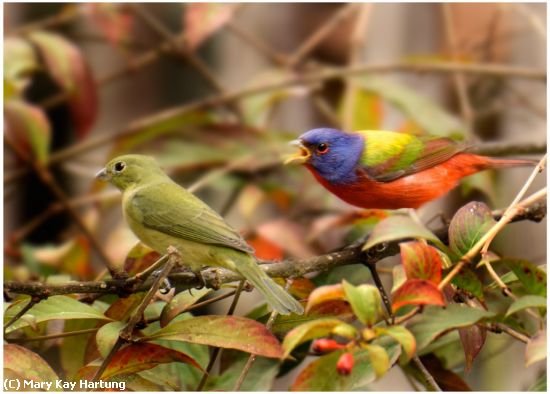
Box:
xmin=286 ymin=128 xmax=535 ymax=209
xmin=96 ymin=154 xmax=303 ymax=315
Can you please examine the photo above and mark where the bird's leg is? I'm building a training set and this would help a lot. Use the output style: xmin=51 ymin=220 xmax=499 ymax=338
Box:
xmin=194 ymin=270 xmax=207 ymax=290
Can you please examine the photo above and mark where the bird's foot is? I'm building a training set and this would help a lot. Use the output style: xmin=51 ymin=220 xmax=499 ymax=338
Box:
xmin=195 ymin=270 xmax=207 ymax=290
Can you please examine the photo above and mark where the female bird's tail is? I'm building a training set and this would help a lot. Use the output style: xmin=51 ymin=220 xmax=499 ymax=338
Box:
xmin=230 ymin=255 xmax=304 ymax=315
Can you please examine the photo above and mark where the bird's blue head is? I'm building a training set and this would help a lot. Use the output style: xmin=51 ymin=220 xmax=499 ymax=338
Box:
xmin=286 ymin=128 xmax=364 ymax=184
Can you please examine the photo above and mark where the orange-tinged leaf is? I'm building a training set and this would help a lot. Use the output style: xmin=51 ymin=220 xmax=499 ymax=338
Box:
xmin=5 ymin=100 xmax=51 ymax=163
xmin=145 ymin=315 xmax=284 ymax=358
xmin=105 ymin=293 xmax=146 ymax=321
xmin=306 ymin=284 xmax=346 ymax=314
xmin=392 ymin=279 xmax=445 ymax=312
xmin=399 ymin=241 xmax=442 ymax=284
xmin=123 ymin=242 xmax=161 ymax=276
xmin=4 ymin=344 xmax=59 ymax=386
xmin=83 ymin=4 xmax=134 ymax=47
xmin=449 ymin=201 xmax=496 ymax=257
xmin=100 ymin=343 xmax=201 ymax=380
xmin=184 ymin=3 xmax=238 ymax=50
xmin=247 ymin=235 xmax=284 ymax=261
xmin=257 ymin=218 xmax=315 ymax=258
xmin=28 ymin=31 xmax=98 ymax=137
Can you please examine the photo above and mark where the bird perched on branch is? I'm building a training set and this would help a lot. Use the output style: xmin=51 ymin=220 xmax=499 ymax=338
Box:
xmin=286 ymin=128 xmax=536 ymax=209
xmin=96 ymin=154 xmax=303 ymax=315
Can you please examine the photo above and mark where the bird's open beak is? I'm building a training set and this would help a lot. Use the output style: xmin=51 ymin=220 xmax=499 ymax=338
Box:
xmin=95 ymin=168 xmax=110 ymax=181
xmin=284 ymin=140 xmax=311 ymax=165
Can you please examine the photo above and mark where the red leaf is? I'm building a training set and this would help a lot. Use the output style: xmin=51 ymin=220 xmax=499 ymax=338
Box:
xmin=123 ymin=242 xmax=161 ymax=276
xmin=306 ymin=284 xmax=346 ymax=313
xmin=101 ymin=343 xmax=201 ymax=380
xmin=458 ymin=324 xmax=487 ymax=373
xmin=392 ymin=279 xmax=445 ymax=312
xmin=28 ymin=31 xmax=98 ymax=138
xmin=399 ymin=241 xmax=442 ymax=284
xmin=146 ymin=315 xmax=284 ymax=358
xmin=184 ymin=3 xmax=238 ymax=50
xmin=247 ymin=235 xmax=284 ymax=261
xmin=5 ymin=100 xmax=51 ymax=163
xmin=83 ymin=4 xmax=134 ymax=47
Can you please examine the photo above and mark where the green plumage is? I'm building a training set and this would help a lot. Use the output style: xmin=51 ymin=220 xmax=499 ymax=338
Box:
xmin=356 ymin=130 xmax=464 ymax=182
xmin=98 ymin=154 xmax=303 ymax=315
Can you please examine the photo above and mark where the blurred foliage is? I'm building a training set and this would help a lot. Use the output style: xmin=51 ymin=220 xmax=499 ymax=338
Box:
xmin=3 ymin=2 xmax=546 ymax=392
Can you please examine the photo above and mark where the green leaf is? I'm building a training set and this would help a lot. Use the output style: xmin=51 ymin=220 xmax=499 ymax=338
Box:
xmin=4 ymin=295 xmax=110 ymax=333
xmin=505 ymin=295 xmax=547 ymax=317
xmin=375 ymin=325 xmax=416 ymax=363
xmin=28 ymin=31 xmax=98 ymax=137
xmin=408 ymin=304 xmax=495 ymax=351
xmin=282 ymin=318 xmax=344 ymax=357
xmin=357 ymin=76 xmax=466 ymax=138
xmin=290 ymin=343 xmax=400 ymax=391
xmin=96 ymin=321 xmax=125 ymax=358
xmin=399 ymin=241 xmax=442 ymax=284
xmin=450 ymin=266 xmax=485 ymax=300
xmin=4 ymin=37 xmax=37 ymax=99
xmin=60 ymin=318 xmax=98 ymax=377
xmin=160 ymin=288 xmax=212 ymax=327
xmin=4 ymin=344 xmax=60 ymax=390
xmin=145 ymin=315 xmax=284 ymax=358
xmin=525 ymin=329 xmax=546 ymax=367
xmin=364 ymin=215 xmax=445 ymax=252
xmin=101 ymin=342 xmax=201 ymax=380
xmin=503 ymin=259 xmax=546 ymax=297
xmin=5 ymin=100 xmax=51 ymax=164
xmin=362 ymin=344 xmax=390 ymax=378
xmin=392 ymin=279 xmax=445 ymax=312
xmin=449 ymin=201 xmax=496 ymax=257
xmin=338 ymin=89 xmax=383 ymax=130
xmin=342 ymin=281 xmax=383 ymax=326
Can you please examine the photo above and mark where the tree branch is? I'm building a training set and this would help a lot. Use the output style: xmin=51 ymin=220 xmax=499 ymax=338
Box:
xmin=4 ymin=200 xmax=546 ymax=298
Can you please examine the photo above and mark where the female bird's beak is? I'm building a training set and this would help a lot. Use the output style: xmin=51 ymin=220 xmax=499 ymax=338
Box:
xmin=284 ymin=140 xmax=311 ymax=165
xmin=95 ymin=168 xmax=110 ymax=181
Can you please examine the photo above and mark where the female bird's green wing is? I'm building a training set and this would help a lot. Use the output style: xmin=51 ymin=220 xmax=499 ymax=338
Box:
xmin=357 ymin=130 xmax=466 ymax=182
xmin=128 ymin=182 xmax=254 ymax=253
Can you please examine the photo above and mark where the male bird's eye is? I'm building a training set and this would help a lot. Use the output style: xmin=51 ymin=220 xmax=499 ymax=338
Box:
xmin=114 ymin=161 xmax=126 ymax=172
xmin=316 ymin=143 xmax=329 ymax=155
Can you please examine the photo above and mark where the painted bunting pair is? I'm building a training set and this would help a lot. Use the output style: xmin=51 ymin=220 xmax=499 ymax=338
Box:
xmin=98 ymin=128 xmax=533 ymax=315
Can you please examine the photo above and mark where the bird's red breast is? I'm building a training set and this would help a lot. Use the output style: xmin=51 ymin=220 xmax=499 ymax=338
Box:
xmin=306 ymin=153 xmax=520 ymax=209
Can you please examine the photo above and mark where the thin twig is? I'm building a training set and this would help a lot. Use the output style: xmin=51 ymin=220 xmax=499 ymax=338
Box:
xmin=4 ymin=297 xmax=41 ymax=332
xmin=441 ymin=4 xmax=475 ymax=137
xmin=91 ymin=249 xmax=178 ymax=382
xmin=233 ymin=281 xmax=288 ymax=391
xmin=227 ymin=21 xmax=286 ymax=66
xmin=342 ymin=3 xmax=372 ymax=130
xmin=6 ymin=327 xmax=99 ymax=343
xmin=286 ymin=3 xmax=358 ymax=67
xmin=196 ymin=280 xmax=246 ymax=391
xmin=412 ymin=356 xmax=442 ymax=391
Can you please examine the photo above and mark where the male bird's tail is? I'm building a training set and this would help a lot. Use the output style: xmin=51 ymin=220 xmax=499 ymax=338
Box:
xmin=229 ymin=255 xmax=304 ymax=315
xmin=483 ymin=157 xmax=539 ymax=169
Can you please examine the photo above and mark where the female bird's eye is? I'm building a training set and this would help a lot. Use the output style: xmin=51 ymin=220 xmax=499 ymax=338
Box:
xmin=114 ymin=161 xmax=126 ymax=172
xmin=316 ymin=143 xmax=329 ymax=155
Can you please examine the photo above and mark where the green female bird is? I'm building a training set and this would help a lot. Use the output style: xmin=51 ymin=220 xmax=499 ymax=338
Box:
xmin=96 ymin=154 xmax=303 ymax=315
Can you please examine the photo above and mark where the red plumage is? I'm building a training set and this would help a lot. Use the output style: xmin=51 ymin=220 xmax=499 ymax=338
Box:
xmin=306 ymin=153 xmax=534 ymax=209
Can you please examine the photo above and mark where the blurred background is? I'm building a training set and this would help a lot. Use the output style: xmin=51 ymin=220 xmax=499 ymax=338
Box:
xmin=4 ymin=2 xmax=546 ymax=391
